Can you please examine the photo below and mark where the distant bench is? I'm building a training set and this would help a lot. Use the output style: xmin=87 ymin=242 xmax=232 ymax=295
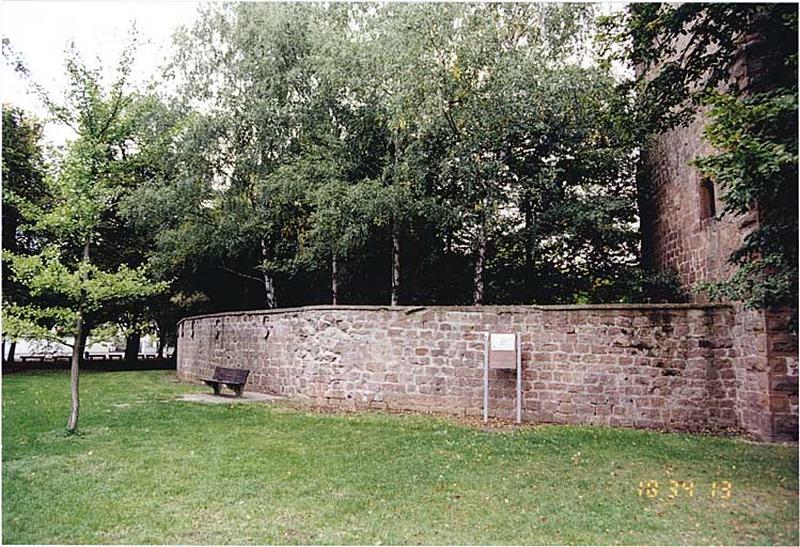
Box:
xmin=83 ymin=353 xmax=123 ymax=361
xmin=203 ymin=367 xmax=250 ymax=397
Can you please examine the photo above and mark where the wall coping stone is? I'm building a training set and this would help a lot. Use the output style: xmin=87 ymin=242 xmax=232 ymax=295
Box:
xmin=178 ymin=302 xmax=733 ymax=325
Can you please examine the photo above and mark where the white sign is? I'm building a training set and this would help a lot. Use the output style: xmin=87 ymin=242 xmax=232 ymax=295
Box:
xmin=490 ymin=333 xmax=516 ymax=351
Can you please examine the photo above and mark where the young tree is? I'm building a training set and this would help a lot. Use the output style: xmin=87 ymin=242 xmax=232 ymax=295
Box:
xmin=3 ymin=42 xmax=167 ymax=432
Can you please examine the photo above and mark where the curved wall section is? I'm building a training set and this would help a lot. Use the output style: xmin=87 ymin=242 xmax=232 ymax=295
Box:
xmin=174 ymin=303 xmax=795 ymax=436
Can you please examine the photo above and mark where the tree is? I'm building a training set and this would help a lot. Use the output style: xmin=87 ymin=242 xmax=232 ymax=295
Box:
xmin=151 ymin=3 xmax=647 ymax=310
xmin=3 ymin=42 xmax=167 ymax=432
xmin=1 ymin=105 xmax=47 ymax=362
xmin=112 ymin=93 xmax=203 ymax=363
xmin=327 ymin=4 xmax=445 ymax=306
xmin=363 ymin=3 xmax=631 ymax=304
xmin=160 ymin=3 xmax=333 ymax=308
xmin=599 ymin=3 xmax=798 ymax=311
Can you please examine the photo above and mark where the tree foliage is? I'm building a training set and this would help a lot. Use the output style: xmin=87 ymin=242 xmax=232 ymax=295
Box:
xmin=600 ymin=3 xmax=798 ymax=310
xmin=2 ymin=41 xmax=168 ymax=430
xmin=693 ymin=90 xmax=798 ymax=308
xmin=2 ymin=105 xmax=48 ymax=349
xmin=141 ymin=2 xmax=649 ymax=309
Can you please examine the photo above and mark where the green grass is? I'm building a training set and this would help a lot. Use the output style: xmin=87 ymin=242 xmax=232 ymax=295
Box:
xmin=3 ymin=370 xmax=797 ymax=545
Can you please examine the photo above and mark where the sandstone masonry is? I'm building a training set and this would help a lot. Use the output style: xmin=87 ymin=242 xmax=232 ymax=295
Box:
xmin=638 ymin=34 xmax=798 ymax=441
xmin=177 ymin=303 xmax=795 ymax=440
xmin=177 ymin=27 xmax=798 ymax=443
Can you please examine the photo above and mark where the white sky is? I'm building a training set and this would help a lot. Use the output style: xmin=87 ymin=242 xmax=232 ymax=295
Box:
xmin=1 ymin=0 xmax=203 ymax=145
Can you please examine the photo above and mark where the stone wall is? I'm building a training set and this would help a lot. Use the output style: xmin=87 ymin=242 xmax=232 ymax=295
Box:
xmin=638 ymin=36 xmax=798 ymax=442
xmin=764 ymin=308 xmax=799 ymax=438
xmin=639 ymin=111 xmax=758 ymax=291
xmin=175 ymin=303 xmax=800 ymax=438
xmin=639 ymin=29 xmax=756 ymax=291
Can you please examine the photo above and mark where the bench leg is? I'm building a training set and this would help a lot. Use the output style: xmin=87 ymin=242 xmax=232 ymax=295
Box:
xmin=234 ymin=385 xmax=243 ymax=397
xmin=212 ymin=383 xmax=222 ymax=395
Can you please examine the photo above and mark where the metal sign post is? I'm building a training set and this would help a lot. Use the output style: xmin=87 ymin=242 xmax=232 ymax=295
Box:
xmin=483 ymin=333 xmax=489 ymax=422
xmin=484 ymin=332 xmax=522 ymax=424
xmin=516 ymin=333 xmax=522 ymax=424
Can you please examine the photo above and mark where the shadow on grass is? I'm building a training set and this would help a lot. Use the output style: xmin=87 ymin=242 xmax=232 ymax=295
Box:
xmin=2 ymin=358 xmax=176 ymax=375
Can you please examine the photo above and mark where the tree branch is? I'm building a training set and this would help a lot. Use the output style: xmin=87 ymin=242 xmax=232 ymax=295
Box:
xmin=217 ymin=264 xmax=263 ymax=283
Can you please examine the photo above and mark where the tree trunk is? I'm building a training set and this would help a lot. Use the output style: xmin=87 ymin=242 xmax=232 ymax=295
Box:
xmin=67 ymin=312 xmax=84 ymax=432
xmin=155 ymin=319 xmax=173 ymax=359
xmin=79 ymin=326 xmax=90 ymax=363
xmin=474 ymin=227 xmax=486 ymax=305
xmin=260 ymin=238 xmax=276 ymax=308
xmin=391 ymin=224 xmax=400 ymax=306
xmin=523 ymin=196 xmax=534 ymax=300
xmin=68 ymin=238 xmax=90 ymax=433
xmin=263 ymin=272 xmax=276 ymax=308
xmin=390 ymin=132 xmax=402 ymax=307
xmin=331 ymin=254 xmax=339 ymax=305
xmin=7 ymin=341 xmax=16 ymax=364
xmin=124 ymin=330 xmax=140 ymax=365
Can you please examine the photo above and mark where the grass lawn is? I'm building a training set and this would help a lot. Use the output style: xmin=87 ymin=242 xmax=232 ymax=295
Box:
xmin=3 ymin=370 xmax=797 ymax=545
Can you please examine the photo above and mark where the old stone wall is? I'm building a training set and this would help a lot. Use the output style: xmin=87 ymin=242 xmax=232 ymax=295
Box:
xmin=764 ymin=309 xmax=799 ymax=438
xmin=639 ymin=111 xmax=757 ymax=291
xmin=174 ymin=303 xmax=795 ymax=436
xmin=638 ymin=35 xmax=798 ymax=442
xmin=639 ymin=29 xmax=757 ymax=292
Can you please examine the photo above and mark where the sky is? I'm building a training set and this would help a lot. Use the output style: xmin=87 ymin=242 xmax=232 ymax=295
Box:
xmin=1 ymin=1 xmax=628 ymax=146
xmin=1 ymin=0 xmax=203 ymax=145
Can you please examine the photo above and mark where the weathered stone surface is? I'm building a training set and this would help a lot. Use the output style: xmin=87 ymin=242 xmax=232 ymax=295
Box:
xmin=176 ymin=303 xmax=796 ymax=440
xmin=638 ymin=42 xmax=798 ymax=441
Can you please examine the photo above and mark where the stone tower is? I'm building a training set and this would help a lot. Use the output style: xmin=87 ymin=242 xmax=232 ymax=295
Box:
xmin=639 ymin=29 xmax=798 ymax=441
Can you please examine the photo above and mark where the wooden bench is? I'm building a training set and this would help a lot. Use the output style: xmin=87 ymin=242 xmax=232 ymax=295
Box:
xmin=202 ymin=367 xmax=250 ymax=397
